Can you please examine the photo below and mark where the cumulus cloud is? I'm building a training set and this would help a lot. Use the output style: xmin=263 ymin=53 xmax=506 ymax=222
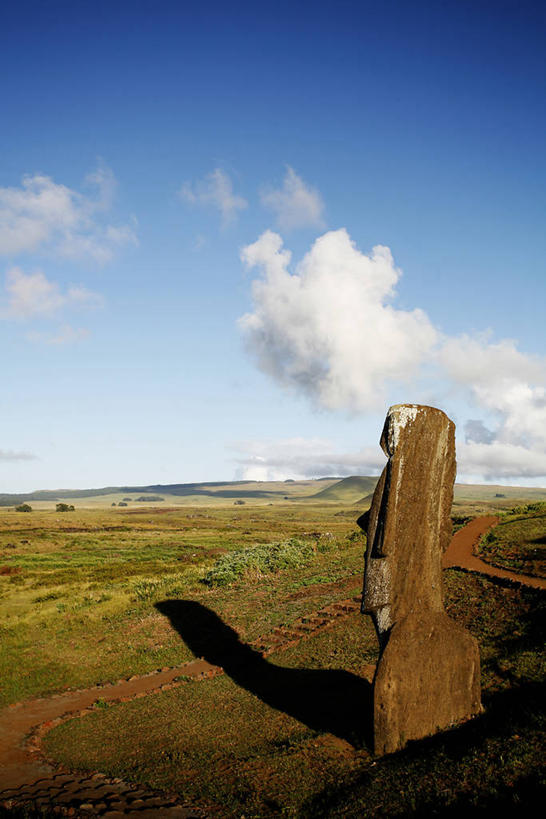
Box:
xmin=1 ymin=267 xmax=102 ymax=319
xmin=439 ymin=335 xmax=546 ymax=449
xmin=457 ymin=442 xmax=546 ymax=481
xmin=464 ymin=420 xmax=495 ymax=445
xmin=232 ymin=438 xmax=386 ymax=482
xmin=180 ymin=169 xmax=247 ymax=226
xmin=261 ymin=166 xmax=325 ymax=230
xmin=239 ymin=229 xmax=546 ymax=483
xmin=0 ymin=164 xmax=138 ymax=262
xmin=240 ymin=229 xmax=437 ymax=411
xmin=0 ymin=449 xmax=37 ymax=462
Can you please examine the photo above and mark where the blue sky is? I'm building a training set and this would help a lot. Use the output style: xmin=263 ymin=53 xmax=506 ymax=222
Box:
xmin=1 ymin=0 xmax=545 ymax=492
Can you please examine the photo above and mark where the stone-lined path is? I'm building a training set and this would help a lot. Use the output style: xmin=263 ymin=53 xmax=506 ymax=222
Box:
xmin=0 ymin=595 xmax=364 ymax=816
xmin=2 ymin=515 xmax=544 ymax=816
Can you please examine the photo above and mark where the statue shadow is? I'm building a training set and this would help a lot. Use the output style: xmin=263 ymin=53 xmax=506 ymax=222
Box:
xmin=155 ymin=599 xmax=373 ymax=749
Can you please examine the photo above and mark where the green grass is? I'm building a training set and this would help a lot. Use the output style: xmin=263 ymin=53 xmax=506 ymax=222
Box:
xmin=43 ymin=572 xmax=545 ymax=817
xmin=2 ymin=497 xmax=545 ymax=816
xmin=201 ymin=533 xmax=352 ymax=587
xmin=477 ymin=503 xmax=546 ymax=578
xmin=0 ymin=504 xmax=365 ymax=705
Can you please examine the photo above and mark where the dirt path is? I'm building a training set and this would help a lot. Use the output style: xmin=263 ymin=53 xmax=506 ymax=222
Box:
xmin=0 ymin=595 xmax=364 ymax=815
xmin=443 ymin=515 xmax=546 ymax=590
xmin=2 ymin=515 xmax=545 ymax=816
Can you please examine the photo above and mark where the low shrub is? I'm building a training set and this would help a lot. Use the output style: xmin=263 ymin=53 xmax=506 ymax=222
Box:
xmin=452 ymin=514 xmax=472 ymax=532
xmin=132 ymin=573 xmax=187 ymax=601
xmin=203 ymin=538 xmax=316 ymax=587
xmin=504 ymin=501 xmax=546 ymax=517
xmin=56 ymin=503 xmax=75 ymax=512
xmin=15 ymin=503 xmax=32 ymax=512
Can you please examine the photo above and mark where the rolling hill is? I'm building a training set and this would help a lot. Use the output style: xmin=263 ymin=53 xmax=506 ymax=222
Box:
xmin=308 ymin=475 xmax=379 ymax=503
xmin=1 ymin=477 xmax=546 ymax=509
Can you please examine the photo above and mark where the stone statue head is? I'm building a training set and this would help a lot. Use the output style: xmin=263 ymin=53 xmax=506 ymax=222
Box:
xmin=360 ymin=404 xmax=456 ymax=642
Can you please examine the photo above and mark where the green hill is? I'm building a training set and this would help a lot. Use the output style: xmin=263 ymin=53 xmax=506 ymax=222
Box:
xmin=0 ymin=478 xmax=340 ymax=508
xmin=2 ymin=476 xmax=545 ymax=509
xmin=309 ymin=476 xmax=379 ymax=503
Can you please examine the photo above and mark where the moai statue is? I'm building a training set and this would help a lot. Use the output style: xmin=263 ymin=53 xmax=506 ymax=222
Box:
xmin=359 ymin=404 xmax=482 ymax=755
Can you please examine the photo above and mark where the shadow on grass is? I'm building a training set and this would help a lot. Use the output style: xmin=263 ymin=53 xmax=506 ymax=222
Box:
xmin=155 ymin=599 xmax=373 ymax=748
xmin=300 ymin=680 xmax=545 ymax=817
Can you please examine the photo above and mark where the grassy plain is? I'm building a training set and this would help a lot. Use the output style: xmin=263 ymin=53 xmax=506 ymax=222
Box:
xmin=1 ymin=487 xmax=545 ymax=816
xmin=0 ymin=501 xmax=366 ymax=706
xmin=477 ymin=503 xmax=546 ymax=578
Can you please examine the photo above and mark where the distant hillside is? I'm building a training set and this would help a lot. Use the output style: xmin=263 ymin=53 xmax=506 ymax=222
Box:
xmin=0 ymin=478 xmax=340 ymax=507
xmin=353 ymin=482 xmax=546 ymax=509
xmin=453 ymin=483 xmax=546 ymax=502
xmin=310 ymin=476 xmax=379 ymax=503
xmin=354 ymin=492 xmax=375 ymax=507
xmin=1 ymin=476 xmax=545 ymax=508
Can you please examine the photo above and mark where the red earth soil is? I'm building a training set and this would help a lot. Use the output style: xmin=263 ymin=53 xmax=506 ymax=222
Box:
xmin=443 ymin=515 xmax=546 ymax=590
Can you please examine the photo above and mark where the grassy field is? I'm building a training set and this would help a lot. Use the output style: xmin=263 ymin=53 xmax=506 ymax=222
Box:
xmin=477 ymin=503 xmax=546 ymax=578
xmin=1 ymin=492 xmax=545 ymax=816
xmin=43 ymin=574 xmax=545 ymax=816
xmin=0 ymin=503 xmax=367 ymax=706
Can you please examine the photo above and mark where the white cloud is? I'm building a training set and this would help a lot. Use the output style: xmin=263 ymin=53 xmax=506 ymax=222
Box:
xmin=439 ymin=335 xmax=546 ymax=449
xmin=239 ymin=229 xmax=546 ymax=483
xmin=239 ymin=229 xmax=437 ymax=411
xmin=261 ymin=166 xmax=325 ymax=230
xmin=192 ymin=234 xmax=206 ymax=251
xmin=84 ymin=161 xmax=117 ymax=210
xmin=457 ymin=442 xmax=546 ymax=481
xmin=26 ymin=324 xmax=91 ymax=346
xmin=0 ymin=165 xmax=138 ymax=262
xmin=464 ymin=420 xmax=495 ymax=445
xmin=2 ymin=267 xmax=102 ymax=319
xmin=232 ymin=437 xmax=386 ymax=481
xmin=180 ymin=169 xmax=247 ymax=226
xmin=0 ymin=449 xmax=37 ymax=462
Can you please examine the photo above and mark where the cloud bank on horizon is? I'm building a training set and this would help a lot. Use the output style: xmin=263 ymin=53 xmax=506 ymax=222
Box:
xmin=239 ymin=228 xmax=546 ymax=483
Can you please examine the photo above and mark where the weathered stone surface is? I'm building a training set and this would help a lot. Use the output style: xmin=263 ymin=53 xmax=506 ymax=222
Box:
xmin=360 ymin=404 xmax=481 ymax=755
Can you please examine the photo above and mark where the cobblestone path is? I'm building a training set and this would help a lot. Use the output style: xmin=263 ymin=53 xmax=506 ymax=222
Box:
xmin=0 ymin=595 xmax=363 ymax=816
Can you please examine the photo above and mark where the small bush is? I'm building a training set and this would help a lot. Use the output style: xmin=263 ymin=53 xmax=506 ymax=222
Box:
xmin=132 ymin=573 xmax=186 ymax=601
xmin=135 ymin=495 xmax=164 ymax=502
xmin=15 ymin=503 xmax=32 ymax=512
xmin=233 ymin=500 xmax=245 ymax=505
xmin=203 ymin=538 xmax=316 ymax=587
xmin=503 ymin=501 xmax=546 ymax=517
xmin=452 ymin=515 xmax=472 ymax=533
xmin=346 ymin=529 xmax=366 ymax=544
xmin=56 ymin=503 xmax=75 ymax=512
xmin=118 ymin=502 xmax=128 ymax=507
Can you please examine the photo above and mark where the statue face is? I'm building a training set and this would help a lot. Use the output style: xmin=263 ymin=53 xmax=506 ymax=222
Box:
xmin=361 ymin=404 xmax=456 ymax=640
